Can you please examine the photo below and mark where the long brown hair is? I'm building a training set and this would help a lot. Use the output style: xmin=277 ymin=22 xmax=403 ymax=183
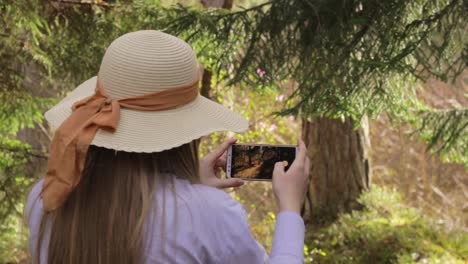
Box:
xmin=35 ymin=141 xmax=199 ymax=264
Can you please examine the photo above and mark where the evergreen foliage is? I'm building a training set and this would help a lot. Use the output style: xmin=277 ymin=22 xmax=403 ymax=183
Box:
xmin=414 ymin=108 xmax=467 ymax=165
xmin=163 ymin=0 xmax=467 ymax=163
xmin=0 ymin=2 xmax=53 ymax=256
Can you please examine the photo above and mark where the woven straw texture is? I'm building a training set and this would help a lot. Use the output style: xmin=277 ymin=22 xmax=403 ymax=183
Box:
xmin=45 ymin=30 xmax=248 ymax=152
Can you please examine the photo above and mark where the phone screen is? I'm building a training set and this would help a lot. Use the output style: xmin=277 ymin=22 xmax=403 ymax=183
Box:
xmin=228 ymin=144 xmax=296 ymax=180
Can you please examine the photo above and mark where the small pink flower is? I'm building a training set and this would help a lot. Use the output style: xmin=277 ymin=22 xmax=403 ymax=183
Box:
xmin=356 ymin=3 xmax=363 ymax=12
xmin=275 ymin=94 xmax=285 ymax=101
xmin=259 ymin=121 xmax=266 ymax=128
xmin=256 ymin=68 xmax=266 ymax=77
xmin=269 ymin=124 xmax=276 ymax=131
xmin=289 ymin=115 xmax=295 ymax=121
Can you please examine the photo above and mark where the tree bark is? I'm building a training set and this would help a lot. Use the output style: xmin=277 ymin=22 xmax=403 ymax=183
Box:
xmin=200 ymin=68 xmax=213 ymax=99
xmin=222 ymin=0 xmax=233 ymax=9
xmin=199 ymin=0 xmax=233 ymax=99
xmin=302 ymin=116 xmax=371 ymax=227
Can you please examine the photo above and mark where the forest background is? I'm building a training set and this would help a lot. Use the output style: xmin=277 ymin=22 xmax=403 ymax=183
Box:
xmin=0 ymin=0 xmax=467 ymax=263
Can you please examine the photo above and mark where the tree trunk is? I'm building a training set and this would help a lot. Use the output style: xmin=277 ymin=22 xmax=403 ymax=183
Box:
xmin=200 ymin=68 xmax=213 ymax=99
xmin=302 ymin=116 xmax=371 ymax=227
xmin=200 ymin=0 xmax=232 ymax=99
xmin=222 ymin=0 xmax=233 ymax=9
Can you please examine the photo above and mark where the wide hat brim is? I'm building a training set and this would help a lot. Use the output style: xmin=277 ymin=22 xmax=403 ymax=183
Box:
xmin=45 ymin=77 xmax=249 ymax=152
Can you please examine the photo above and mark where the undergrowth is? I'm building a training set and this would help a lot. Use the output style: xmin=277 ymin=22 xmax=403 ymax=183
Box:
xmin=305 ymin=187 xmax=467 ymax=264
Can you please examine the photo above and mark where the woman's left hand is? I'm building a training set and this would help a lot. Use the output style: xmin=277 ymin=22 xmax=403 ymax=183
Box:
xmin=199 ymin=137 xmax=244 ymax=188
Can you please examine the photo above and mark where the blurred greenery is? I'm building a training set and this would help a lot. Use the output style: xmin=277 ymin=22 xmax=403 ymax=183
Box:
xmin=0 ymin=1 xmax=53 ymax=261
xmin=304 ymin=187 xmax=467 ymax=264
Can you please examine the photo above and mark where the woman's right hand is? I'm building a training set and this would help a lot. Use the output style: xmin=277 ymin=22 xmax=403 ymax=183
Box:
xmin=272 ymin=139 xmax=310 ymax=214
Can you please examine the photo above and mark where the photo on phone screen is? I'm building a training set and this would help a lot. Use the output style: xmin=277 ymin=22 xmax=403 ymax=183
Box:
xmin=227 ymin=144 xmax=297 ymax=180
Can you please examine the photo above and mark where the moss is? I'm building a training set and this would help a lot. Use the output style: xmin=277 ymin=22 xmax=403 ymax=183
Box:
xmin=305 ymin=187 xmax=467 ymax=264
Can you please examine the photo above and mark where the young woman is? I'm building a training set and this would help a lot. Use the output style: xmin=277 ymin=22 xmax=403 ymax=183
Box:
xmin=26 ymin=30 xmax=310 ymax=264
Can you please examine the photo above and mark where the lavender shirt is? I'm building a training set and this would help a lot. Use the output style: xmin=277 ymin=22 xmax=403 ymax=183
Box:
xmin=27 ymin=178 xmax=304 ymax=263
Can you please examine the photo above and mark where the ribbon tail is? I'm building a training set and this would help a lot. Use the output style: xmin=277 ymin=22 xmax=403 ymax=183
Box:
xmin=41 ymin=99 xmax=117 ymax=211
xmin=41 ymin=136 xmax=79 ymax=211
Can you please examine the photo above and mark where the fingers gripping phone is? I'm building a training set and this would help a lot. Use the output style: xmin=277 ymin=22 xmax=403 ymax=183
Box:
xmin=226 ymin=143 xmax=298 ymax=181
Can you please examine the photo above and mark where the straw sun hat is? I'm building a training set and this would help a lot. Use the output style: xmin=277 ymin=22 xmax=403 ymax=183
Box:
xmin=44 ymin=30 xmax=249 ymax=153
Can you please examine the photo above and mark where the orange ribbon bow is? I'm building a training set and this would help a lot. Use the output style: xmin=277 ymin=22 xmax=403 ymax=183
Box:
xmin=41 ymin=78 xmax=199 ymax=211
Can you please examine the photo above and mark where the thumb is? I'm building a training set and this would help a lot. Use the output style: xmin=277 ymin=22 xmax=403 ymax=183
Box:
xmin=273 ymin=161 xmax=285 ymax=175
xmin=215 ymin=178 xmax=245 ymax=189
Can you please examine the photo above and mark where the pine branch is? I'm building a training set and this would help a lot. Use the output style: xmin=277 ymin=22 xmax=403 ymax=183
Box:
xmin=162 ymin=0 xmax=466 ymax=160
xmin=0 ymin=145 xmax=48 ymax=159
xmin=215 ymin=1 xmax=273 ymax=18
xmin=48 ymin=0 xmax=113 ymax=7
xmin=413 ymin=108 xmax=468 ymax=156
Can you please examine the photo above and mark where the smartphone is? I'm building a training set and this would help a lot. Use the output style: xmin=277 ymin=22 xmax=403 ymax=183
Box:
xmin=226 ymin=143 xmax=297 ymax=181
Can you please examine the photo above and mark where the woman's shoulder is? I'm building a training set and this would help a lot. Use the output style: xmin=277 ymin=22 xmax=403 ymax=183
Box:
xmin=178 ymin=180 xmax=242 ymax=210
xmin=178 ymin=181 xmax=268 ymax=263
xmin=26 ymin=179 xmax=46 ymax=260
xmin=25 ymin=178 xmax=246 ymax=223
xmin=26 ymin=179 xmax=44 ymax=221
xmin=172 ymin=180 xmax=252 ymax=251
xmin=188 ymin=181 xmax=233 ymax=198
xmin=172 ymin=179 xmax=248 ymax=228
